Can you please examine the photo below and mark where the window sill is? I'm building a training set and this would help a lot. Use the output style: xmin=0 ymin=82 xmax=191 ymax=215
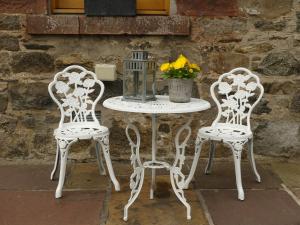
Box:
xmin=26 ymin=15 xmax=190 ymax=35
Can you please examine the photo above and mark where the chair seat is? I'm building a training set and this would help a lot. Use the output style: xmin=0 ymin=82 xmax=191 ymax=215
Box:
xmin=198 ymin=123 xmax=252 ymax=142
xmin=54 ymin=122 xmax=109 ymax=140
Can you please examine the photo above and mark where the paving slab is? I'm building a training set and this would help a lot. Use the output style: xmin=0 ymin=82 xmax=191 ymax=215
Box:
xmin=271 ymin=162 xmax=300 ymax=188
xmin=201 ymin=189 xmax=300 ymax=225
xmin=106 ymin=176 xmax=208 ymax=225
xmin=0 ymin=165 xmax=57 ymax=190
xmin=65 ymin=163 xmax=109 ymax=191
xmin=111 ymin=160 xmax=136 ymax=176
xmin=0 ymin=190 xmax=105 ymax=225
xmin=192 ymin=161 xmax=282 ymax=190
xmin=293 ymin=188 xmax=300 ymax=200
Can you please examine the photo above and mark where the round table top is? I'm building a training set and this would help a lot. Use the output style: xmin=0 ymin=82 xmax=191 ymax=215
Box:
xmin=103 ymin=95 xmax=211 ymax=114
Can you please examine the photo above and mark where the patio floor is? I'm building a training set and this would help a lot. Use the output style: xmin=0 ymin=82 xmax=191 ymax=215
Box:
xmin=0 ymin=159 xmax=300 ymax=225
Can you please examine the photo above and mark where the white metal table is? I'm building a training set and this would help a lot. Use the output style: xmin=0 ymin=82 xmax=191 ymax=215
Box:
xmin=103 ymin=95 xmax=211 ymax=220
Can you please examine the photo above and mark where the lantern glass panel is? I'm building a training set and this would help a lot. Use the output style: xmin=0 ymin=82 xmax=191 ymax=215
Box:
xmin=123 ymin=70 xmax=144 ymax=100
xmin=122 ymin=51 xmax=156 ymax=102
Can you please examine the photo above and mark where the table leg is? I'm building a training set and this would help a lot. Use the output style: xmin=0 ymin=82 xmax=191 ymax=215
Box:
xmin=123 ymin=121 xmax=144 ymax=221
xmin=170 ymin=118 xmax=192 ymax=220
xmin=150 ymin=114 xmax=157 ymax=200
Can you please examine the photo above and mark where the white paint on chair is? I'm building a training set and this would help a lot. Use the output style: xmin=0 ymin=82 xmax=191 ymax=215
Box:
xmin=48 ymin=65 xmax=120 ymax=198
xmin=185 ymin=67 xmax=264 ymax=200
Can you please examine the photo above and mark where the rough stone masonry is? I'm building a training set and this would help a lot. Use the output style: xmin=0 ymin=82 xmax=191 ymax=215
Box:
xmin=0 ymin=0 xmax=299 ymax=162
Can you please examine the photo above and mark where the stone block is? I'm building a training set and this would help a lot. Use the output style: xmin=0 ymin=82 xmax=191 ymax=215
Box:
xmin=253 ymin=99 xmax=272 ymax=114
xmin=27 ymin=15 xmax=79 ymax=35
xmin=208 ymin=53 xmax=250 ymax=74
xmin=192 ymin=161 xmax=282 ymax=190
xmin=290 ymin=91 xmax=300 ymax=112
xmin=235 ymin=43 xmax=273 ymax=54
xmin=202 ymin=189 xmax=300 ymax=225
xmin=0 ymin=114 xmax=17 ymax=133
xmin=55 ymin=53 xmax=93 ymax=70
xmin=254 ymin=20 xmax=286 ymax=31
xmin=254 ymin=120 xmax=300 ymax=157
xmin=271 ymin=162 xmax=300 ymax=188
xmin=297 ymin=12 xmax=300 ymax=33
xmin=9 ymin=81 xmax=53 ymax=110
xmin=64 ymin=163 xmax=109 ymax=191
xmin=193 ymin=17 xmax=247 ymax=37
xmin=44 ymin=113 xmax=60 ymax=124
xmin=0 ymin=165 xmax=56 ymax=190
xmin=11 ymin=52 xmax=54 ymax=74
xmin=158 ymin=123 xmax=170 ymax=133
xmin=257 ymin=52 xmax=300 ymax=76
xmin=106 ymin=176 xmax=208 ymax=224
xmin=177 ymin=0 xmax=239 ymax=16
xmin=34 ymin=0 xmax=48 ymax=14
xmin=0 ymin=0 xmax=47 ymax=14
xmin=0 ymin=34 xmax=19 ymax=51
xmin=0 ymin=190 xmax=105 ymax=225
xmin=4 ymin=139 xmax=29 ymax=158
xmin=0 ymin=51 xmax=11 ymax=64
xmin=21 ymin=113 xmax=36 ymax=129
xmin=23 ymin=43 xmax=55 ymax=50
xmin=33 ymin=132 xmax=52 ymax=150
xmin=27 ymin=15 xmax=190 ymax=35
xmin=79 ymin=16 xmax=190 ymax=35
xmin=239 ymin=0 xmax=293 ymax=19
xmin=0 ymin=15 xmax=21 ymax=30
xmin=262 ymin=79 xmax=299 ymax=95
xmin=0 ymin=91 xmax=8 ymax=112
xmin=0 ymin=64 xmax=11 ymax=77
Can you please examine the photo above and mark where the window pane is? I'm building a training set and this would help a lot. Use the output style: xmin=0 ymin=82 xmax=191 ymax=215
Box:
xmin=137 ymin=0 xmax=166 ymax=10
xmin=56 ymin=0 xmax=84 ymax=9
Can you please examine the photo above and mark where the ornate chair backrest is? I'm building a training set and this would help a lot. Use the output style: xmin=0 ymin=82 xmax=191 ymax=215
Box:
xmin=48 ymin=65 xmax=104 ymax=128
xmin=210 ymin=68 xmax=264 ymax=131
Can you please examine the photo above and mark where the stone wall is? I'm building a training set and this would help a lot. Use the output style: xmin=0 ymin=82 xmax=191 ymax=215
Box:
xmin=0 ymin=0 xmax=299 ymax=162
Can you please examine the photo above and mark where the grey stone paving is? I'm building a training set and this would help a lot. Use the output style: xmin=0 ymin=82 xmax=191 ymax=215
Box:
xmin=0 ymin=160 xmax=299 ymax=225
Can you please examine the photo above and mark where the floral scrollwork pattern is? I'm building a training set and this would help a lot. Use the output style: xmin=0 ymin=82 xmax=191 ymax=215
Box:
xmin=94 ymin=134 xmax=110 ymax=154
xmin=124 ymin=122 xmax=144 ymax=221
xmin=170 ymin=119 xmax=192 ymax=219
xmin=49 ymin=66 xmax=104 ymax=123
xmin=215 ymin=69 xmax=263 ymax=126
xmin=224 ymin=139 xmax=249 ymax=159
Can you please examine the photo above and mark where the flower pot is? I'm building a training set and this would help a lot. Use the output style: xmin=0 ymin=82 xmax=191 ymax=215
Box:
xmin=168 ymin=79 xmax=193 ymax=103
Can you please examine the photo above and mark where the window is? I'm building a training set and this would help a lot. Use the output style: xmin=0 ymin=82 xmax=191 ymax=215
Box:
xmin=52 ymin=0 xmax=170 ymax=15
xmin=136 ymin=0 xmax=169 ymax=15
xmin=52 ymin=0 xmax=84 ymax=14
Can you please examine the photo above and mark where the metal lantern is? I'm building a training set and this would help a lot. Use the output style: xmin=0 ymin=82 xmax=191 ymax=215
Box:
xmin=122 ymin=50 xmax=156 ymax=102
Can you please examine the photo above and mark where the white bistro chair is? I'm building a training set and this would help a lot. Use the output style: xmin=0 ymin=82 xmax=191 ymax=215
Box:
xmin=48 ymin=65 xmax=120 ymax=198
xmin=185 ymin=67 xmax=264 ymax=200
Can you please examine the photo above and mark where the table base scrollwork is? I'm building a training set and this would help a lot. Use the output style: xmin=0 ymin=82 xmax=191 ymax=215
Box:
xmin=123 ymin=114 xmax=192 ymax=221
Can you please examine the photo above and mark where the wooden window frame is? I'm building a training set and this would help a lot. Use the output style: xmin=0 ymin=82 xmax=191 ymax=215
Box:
xmin=51 ymin=0 xmax=170 ymax=15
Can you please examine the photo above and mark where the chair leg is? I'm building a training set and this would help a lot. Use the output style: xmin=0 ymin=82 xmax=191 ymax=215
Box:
xmin=55 ymin=139 xmax=73 ymax=199
xmin=229 ymin=143 xmax=244 ymax=201
xmin=97 ymin=135 xmax=120 ymax=191
xmin=50 ymin=143 xmax=60 ymax=180
xmin=95 ymin=141 xmax=106 ymax=176
xmin=184 ymin=135 xmax=204 ymax=189
xmin=205 ymin=140 xmax=216 ymax=175
xmin=247 ymin=138 xmax=261 ymax=183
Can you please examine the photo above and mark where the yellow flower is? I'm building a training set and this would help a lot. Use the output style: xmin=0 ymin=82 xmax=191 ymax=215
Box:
xmin=189 ymin=69 xmax=193 ymax=73
xmin=190 ymin=63 xmax=200 ymax=71
xmin=173 ymin=54 xmax=188 ymax=69
xmin=160 ymin=63 xmax=170 ymax=72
